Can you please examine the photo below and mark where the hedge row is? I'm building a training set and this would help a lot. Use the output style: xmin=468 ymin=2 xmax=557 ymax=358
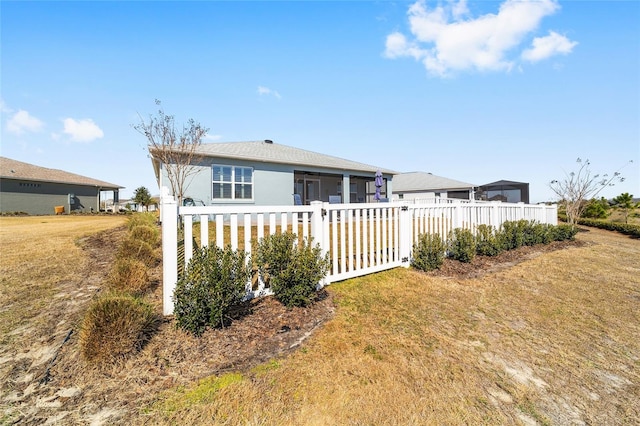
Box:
xmin=574 ymin=218 xmax=640 ymax=238
xmin=79 ymin=212 xmax=161 ymax=364
xmin=174 ymin=232 xmax=330 ymax=336
xmin=411 ymin=220 xmax=578 ymax=272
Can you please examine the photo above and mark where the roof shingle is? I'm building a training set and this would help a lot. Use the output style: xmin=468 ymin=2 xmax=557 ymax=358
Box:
xmin=393 ymin=171 xmax=475 ymax=192
xmin=190 ymin=140 xmax=398 ymax=175
xmin=0 ymin=157 xmax=122 ymax=189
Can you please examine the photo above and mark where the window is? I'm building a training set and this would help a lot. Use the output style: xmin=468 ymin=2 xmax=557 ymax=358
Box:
xmin=212 ymin=165 xmax=253 ymax=200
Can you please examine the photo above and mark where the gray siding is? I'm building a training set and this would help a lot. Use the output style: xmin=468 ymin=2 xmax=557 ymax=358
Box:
xmin=175 ymin=160 xmax=296 ymax=206
xmin=0 ymin=179 xmax=100 ymax=215
xmin=162 ymin=156 xmax=392 ymax=207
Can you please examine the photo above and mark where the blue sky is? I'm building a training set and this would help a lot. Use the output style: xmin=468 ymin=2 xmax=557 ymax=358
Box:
xmin=2 ymin=0 xmax=638 ymax=202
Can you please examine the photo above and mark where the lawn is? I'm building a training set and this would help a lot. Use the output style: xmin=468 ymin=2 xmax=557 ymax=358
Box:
xmin=1 ymin=215 xmax=638 ymax=425
xmin=144 ymin=227 xmax=639 ymax=425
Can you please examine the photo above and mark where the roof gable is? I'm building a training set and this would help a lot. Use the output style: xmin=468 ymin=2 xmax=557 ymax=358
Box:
xmin=189 ymin=140 xmax=398 ymax=175
xmin=480 ymin=180 xmax=529 ymax=187
xmin=393 ymin=171 xmax=474 ymax=192
xmin=0 ymin=157 xmax=122 ymax=189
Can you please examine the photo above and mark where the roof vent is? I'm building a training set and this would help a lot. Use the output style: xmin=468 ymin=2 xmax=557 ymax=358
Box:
xmin=264 ymin=139 xmax=273 ymax=144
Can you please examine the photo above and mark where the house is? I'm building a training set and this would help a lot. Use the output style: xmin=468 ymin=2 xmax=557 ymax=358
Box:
xmin=392 ymin=171 xmax=476 ymax=201
xmin=478 ymin=180 xmax=530 ymax=204
xmin=150 ymin=140 xmax=398 ymax=206
xmin=0 ymin=156 xmax=123 ymax=215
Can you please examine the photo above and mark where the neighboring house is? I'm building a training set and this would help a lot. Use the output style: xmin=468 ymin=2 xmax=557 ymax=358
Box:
xmin=150 ymin=140 xmax=397 ymax=206
xmin=392 ymin=171 xmax=476 ymax=201
xmin=0 ymin=156 xmax=123 ymax=215
xmin=478 ymin=180 xmax=530 ymax=204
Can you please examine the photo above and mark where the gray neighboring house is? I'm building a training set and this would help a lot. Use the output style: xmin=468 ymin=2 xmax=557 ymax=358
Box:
xmin=151 ymin=140 xmax=397 ymax=206
xmin=392 ymin=171 xmax=476 ymax=201
xmin=0 ymin=157 xmax=123 ymax=215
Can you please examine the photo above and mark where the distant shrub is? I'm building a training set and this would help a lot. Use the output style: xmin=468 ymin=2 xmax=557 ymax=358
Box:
xmin=581 ymin=197 xmax=610 ymax=219
xmin=79 ymin=293 xmax=158 ymax=364
xmin=254 ymin=232 xmax=329 ymax=308
xmin=173 ymin=245 xmax=251 ymax=336
xmin=475 ymin=224 xmax=502 ymax=257
xmin=411 ymin=232 xmax=446 ymax=271
xmin=117 ymin=237 xmax=159 ymax=267
xmin=447 ymin=228 xmax=476 ymax=263
xmin=129 ymin=224 xmax=160 ymax=247
xmin=107 ymin=258 xmax=151 ymax=295
xmin=572 ymin=218 xmax=640 ymax=238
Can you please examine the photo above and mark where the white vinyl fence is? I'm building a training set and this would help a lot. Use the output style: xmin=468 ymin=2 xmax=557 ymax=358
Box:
xmin=160 ymin=187 xmax=557 ymax=315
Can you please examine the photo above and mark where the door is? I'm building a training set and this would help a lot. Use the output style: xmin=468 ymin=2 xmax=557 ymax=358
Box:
xmin=305 ymin=179 xmax=320 ymax=204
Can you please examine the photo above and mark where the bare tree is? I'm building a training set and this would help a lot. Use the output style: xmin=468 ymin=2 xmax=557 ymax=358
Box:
xmin=134 ymin=100 xmax=209 ymax=206
xmin=550 ymin=158 xmax=631 ymax=226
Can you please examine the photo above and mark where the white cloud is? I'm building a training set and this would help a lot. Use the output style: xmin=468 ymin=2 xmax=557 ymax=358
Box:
xmin=385 ymin=0 xmax=573 ymax=77
xmin=522 ymin=31 xmax=578 ymax=62
xmin=203 ymin=133 xmax=222 ymax=141
xmin=62 ymin=118 xmax=104 ymax=142
xmin=1 ymin=99 xmax=13 ymax=113
xmin=257 ymin=86 xmax=281 ymax=99
xmin=7 ymin=110 xmax=44 ymax=135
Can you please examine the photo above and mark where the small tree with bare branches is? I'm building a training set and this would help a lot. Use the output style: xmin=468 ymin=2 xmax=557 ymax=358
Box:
xmin=550 ymin=158 xmax=631 ymax=226
xmin=134 ymin=100 xmax=209 ymax=206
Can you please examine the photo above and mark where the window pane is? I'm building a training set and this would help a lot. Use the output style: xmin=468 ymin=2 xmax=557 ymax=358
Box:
xmin=213 ymin=183 xmax=232 ymax=199
xmin=235 ymin=184 xmax=252 ymax=199
xmin=235 ymin=167 xmax=252 ymax=183
xmin=213 ymin=166 xmax=232 ymax=182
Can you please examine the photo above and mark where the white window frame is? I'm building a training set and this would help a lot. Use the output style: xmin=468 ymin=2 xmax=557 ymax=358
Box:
xmin=212 ymin=165 xmax=254 ymax=201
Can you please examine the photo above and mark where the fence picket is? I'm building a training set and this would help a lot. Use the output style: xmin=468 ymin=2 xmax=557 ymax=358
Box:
xmin=160 ymin=189 xmax=557 ymax=315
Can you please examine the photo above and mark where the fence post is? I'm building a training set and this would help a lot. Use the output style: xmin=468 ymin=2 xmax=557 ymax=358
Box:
xmin=491 ymin=202 xmax=501 ymax=228
xmin=518 ymin=202 xmax=525 ymax=221
xmin=453 ymin=203 xmax=462 ymax=229
xmin=398 ymin=202 xmax=412 ymax=268
xmin=310 ymin=201 xmax=328 ymax=285
xmin=549 ymin=204 xmax=558 ymax=225
xmin=161 ymin=187 xmax=178 ymax=316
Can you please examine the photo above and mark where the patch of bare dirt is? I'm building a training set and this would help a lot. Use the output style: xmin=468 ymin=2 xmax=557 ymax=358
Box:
xmin=3 ymin=228 xmax=583 ymax=425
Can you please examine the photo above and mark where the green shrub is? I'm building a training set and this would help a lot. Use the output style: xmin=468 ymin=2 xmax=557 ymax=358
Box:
xmin=173 ymin=245 xmax=251 ymax=336
xmin=117 ymin=237 xmax=159 ymax=267
xmin=553 ymin=224 xmax=579 ymax=241
xmin=531 ymin=223 xmax=555 ymax=245
xmin=519 ymin=221 xmax=555 ymax=246
xmin=107 ymin=258 xmax=151 ymax=295
xmin=447 ymin=228 xmax=476 ymax=263
xmin=129 ymin=224 xmax=160 ymax=247
xmin=411 ymin=232 xmax=446 ymax=271
xmin=475 ymin=224 xmax=502 ymax=257
xmin=501 ymin=220 xmax=528 ymax=250
xmin=254 ymin=232 xmax=329 ymax=308
xmin=79 ymin=293 xmax=158 ymax=364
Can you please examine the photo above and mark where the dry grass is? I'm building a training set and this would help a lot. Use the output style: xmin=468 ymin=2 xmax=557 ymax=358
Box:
xmin=0 ymin=215 xmax=127 ymax=345
xmin=1 ymin=216 xmax=638 ymax=425
xmin=79 ymin=293 xmax=159 ymax=364
xmin=107 ymin=258 xmax=151 ymax=295
xmin=143 ymin=228 xmax=640 ymax=425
